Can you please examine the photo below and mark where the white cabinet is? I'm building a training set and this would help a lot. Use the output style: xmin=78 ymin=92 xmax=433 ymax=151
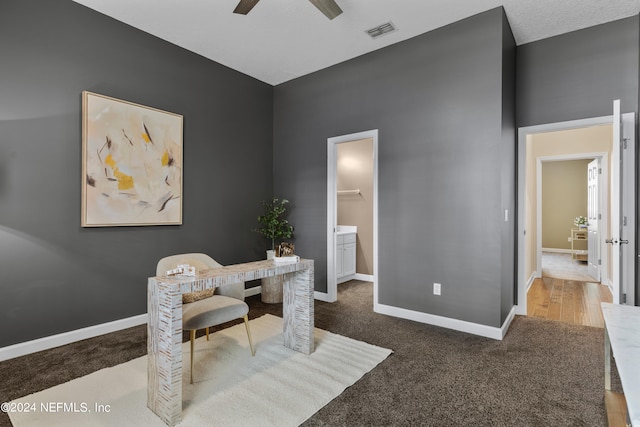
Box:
xmin=337 ymin=232 xmax=356 ymax=283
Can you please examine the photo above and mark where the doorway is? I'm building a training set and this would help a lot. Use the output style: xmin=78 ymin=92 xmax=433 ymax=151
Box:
xmin=516 ymin=111 xmax=636 ymax=316
xmin=325 ymin=130 xmax=378 ymax=303
xmin=538 ymin=154 xmax=608 ymax=284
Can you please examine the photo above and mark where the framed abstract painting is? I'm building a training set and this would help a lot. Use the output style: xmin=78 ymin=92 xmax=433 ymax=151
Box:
xmin=81 ymin=91 xmax=183 ymax=227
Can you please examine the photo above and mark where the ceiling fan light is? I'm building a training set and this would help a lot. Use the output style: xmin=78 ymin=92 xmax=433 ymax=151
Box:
xmin=309 ymin=0 xmax=343 ymax=20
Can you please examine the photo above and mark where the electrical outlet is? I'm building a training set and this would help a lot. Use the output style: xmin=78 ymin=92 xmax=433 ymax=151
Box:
xmin=568 ymin=237 xmax=572 ymax=242
xmin=433 ymin=283 xmax=441 ymax=296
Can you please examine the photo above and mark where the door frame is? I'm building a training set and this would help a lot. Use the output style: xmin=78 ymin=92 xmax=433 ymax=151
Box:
xmin=324 ymin=129 xmax=378 ymax=303
xmin=517 ymin=115 xmax=616 ymax=315
xmin=535 ymin=153 xmax=608 ymax=283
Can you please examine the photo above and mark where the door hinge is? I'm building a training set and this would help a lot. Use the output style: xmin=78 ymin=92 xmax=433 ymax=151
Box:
xmin=598 ymin=213 xmax=602 ymax=220
xmin=599 ymin=167 xmax=602 ymax=174
xmin=598 ymin=259 xmax=601 ymax=265
xmin=623 ymin=216 xmax=628 ymax=226
xmin=622 ymin=293 xmax=627 ymax=304
xmin=623 ymin=137 xmax=629 ymax=149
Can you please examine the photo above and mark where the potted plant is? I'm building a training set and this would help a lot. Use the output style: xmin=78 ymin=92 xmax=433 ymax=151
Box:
xmin=574 ymin=215 xmax=588 ymax=228
xmin=254 ymin=198 xmax=294 ymax=259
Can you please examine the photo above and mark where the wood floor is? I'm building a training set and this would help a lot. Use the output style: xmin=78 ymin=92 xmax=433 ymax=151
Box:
xmin=527 ymin=277 xmax=612 ymax=328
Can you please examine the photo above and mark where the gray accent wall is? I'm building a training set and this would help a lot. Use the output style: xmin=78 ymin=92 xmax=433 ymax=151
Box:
xmin=0 ymin=0 xmax=273 ymax=347
xmin=516 ymin=16 xmax=639 ymax=127
xmin=1 ymin=2 xmax=638 ymax=350
xmin=274 ymin=8 xmax=516 ymax=327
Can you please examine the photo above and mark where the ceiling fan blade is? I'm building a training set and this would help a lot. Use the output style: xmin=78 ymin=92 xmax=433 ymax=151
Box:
xmin=308 ymin=0 xmax=343 ymax=20
xmin=233 ymin=0 xmax=261 ymax=15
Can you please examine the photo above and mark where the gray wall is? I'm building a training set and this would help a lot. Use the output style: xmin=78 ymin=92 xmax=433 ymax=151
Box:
xmin=0 ymin=0 xmax=274 ymax=347
xmin=516 ymin=15 xmax=640 ymax=304
xmin=274 ymin=8 xmax=516 ymax=327
xmin=2 ymin=2 xmax=638 ymax=349
xmin=500 ymin=12 xmax=517 ymax=323
xmin=517 ymin=16 xmax=639 ymax=126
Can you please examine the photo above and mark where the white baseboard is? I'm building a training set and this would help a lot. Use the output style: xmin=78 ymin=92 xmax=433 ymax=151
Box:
xmin=374 ymin=302 xmax=515 ymax=340
xmin=245 ymin=286 xmax=262 ymax=298
xmin=314 ymin=291 xmax=336 ymax=302
xmin=514 ymin=272 xmax=539 ymax=315
xmin=0 ymin=314 xmax=147 ymax=362
xmin=2 ymin=286 xmax=260 ymax=362
xmin=542 ymin=248 xmax=574 ymax=254
xmin=526 ymin=272 xmax=537 ymax=292
xmin=354 ymin=273 xmax=374 ymax=282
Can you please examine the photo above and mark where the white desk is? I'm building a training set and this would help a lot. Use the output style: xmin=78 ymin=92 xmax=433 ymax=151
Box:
xmin=602 ymin=302 xmax=640 ymax=427
xmin=147 ymin=259 xmax=314 ymax=426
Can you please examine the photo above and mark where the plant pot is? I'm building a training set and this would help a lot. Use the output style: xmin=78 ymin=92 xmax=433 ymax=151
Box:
xmin=266 ymin=250 xmax=275 ymax=260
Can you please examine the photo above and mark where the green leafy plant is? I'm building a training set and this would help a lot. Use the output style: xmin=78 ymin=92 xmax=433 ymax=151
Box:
xmin=574 ymin=216 xmax=588 ymax=227
xmin=254 ymin=198 xmax=294 ymax=250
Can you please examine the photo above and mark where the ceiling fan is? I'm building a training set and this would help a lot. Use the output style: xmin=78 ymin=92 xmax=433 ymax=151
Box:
xmin=233 ymin=0 xmax=343 ymax=20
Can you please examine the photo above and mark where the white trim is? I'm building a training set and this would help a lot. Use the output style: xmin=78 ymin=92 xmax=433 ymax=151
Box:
xmin=517 ymin=115 xmax=615 ymax=316
xmin=0 ymin=314 xmax=147 ymax=362
xmin=374 ymin=303 xmax=516 ymax=340
xmin=535 ymin=152 xmax=608 ymax=282
xmin=337 ymin=274 xmax=356 ymax=284
xmin=542 ymin=248 xmax=575 ymax=254
xmin=327 ymin=130 xmax=379 ymax=306
xmin=314 ymin=291 xmax=335 ymax=302
xmin=354 ymin=273 xmax=374 ymax=282
xmin=518 ymin=272 xmax=539 ymax=316
xmin=245 ymin=286 xmax=262 ymax=298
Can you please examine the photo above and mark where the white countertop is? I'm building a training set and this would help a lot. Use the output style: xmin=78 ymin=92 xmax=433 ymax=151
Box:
xmin=336 ymin=225 xmax=357 ymax=235
xmin=601 ymin=302 xmax=640 ymax=427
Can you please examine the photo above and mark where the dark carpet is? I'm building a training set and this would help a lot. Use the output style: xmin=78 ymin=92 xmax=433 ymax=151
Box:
xmin=0 ymin=280 xmax=614 ymax=426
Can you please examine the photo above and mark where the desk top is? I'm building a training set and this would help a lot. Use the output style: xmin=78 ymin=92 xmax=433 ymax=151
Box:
xmin=150 ymin=258 xmax=314 ymax=290
xmin=601 ymin=302 xmax=640 ymax=427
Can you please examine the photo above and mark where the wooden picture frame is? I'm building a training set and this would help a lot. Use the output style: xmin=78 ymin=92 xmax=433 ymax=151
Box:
xmin=81 ymin=91 xmax=183 ymax=227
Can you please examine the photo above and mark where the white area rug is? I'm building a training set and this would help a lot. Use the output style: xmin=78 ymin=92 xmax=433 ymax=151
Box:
xmin=9 ymin=314 xmax=392 ymax=427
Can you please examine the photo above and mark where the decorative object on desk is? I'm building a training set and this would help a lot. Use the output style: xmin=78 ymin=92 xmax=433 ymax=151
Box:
xmin=274 ymin=255 xmax=300 ymax=264
xmin=275 ymin=243 xmax=298 ymax=264
xmin=253 ymin=198 xmax=295 ymax=303
xmin=277 ymin=242 xmax=295 ymax=257
xmin=81 ymin=91 xmax=183 ymax=227
xmin=574 ymin=215 xmax=588 ymax=228
xmin=165 ymin=263 xmax=197 ymax=277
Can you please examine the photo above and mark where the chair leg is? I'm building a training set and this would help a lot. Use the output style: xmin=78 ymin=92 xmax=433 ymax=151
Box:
xmin=243 ymin=315 xmax=255 ymax=356
xmin=190 ymin=330 xmax=196 ymax=384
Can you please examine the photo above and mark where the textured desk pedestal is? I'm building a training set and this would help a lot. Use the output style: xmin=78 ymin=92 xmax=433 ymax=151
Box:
xmin=147 ymin=259 xmax=314 ymax=426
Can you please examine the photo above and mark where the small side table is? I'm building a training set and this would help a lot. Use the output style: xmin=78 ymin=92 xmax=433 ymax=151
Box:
xmin=571 ymin=228 xmax=588 ymax=261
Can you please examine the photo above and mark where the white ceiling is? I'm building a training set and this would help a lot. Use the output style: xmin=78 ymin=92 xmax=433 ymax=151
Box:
xmin=73 ymin=0 xmax=640 ymax=86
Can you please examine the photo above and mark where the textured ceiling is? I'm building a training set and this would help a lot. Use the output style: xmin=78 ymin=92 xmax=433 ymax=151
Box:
xmin=72 ymin=0 xmax=640 ymax=85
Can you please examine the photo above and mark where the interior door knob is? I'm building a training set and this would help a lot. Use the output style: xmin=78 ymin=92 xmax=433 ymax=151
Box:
xmin=620 ymin=239 xmax=629 ymax=245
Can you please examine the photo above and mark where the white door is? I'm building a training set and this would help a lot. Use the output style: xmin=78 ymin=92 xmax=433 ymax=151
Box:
xmin=586 ymin=159 xmax=600 ymax=281
xmin=608 ymin=100 xmax=636 ymax=305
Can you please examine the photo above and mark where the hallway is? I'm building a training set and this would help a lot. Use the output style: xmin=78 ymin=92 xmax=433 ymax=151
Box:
xmin=527 ymin=252 xmax=612 ymax=328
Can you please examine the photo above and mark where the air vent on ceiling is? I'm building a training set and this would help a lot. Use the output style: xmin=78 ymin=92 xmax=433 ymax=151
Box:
xmin=366 ymin=22 xmax=397 ymax=39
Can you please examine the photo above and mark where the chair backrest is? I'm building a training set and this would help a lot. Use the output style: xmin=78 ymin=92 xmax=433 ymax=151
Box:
xmin=156 ymin=253 xmax=245 ymax=301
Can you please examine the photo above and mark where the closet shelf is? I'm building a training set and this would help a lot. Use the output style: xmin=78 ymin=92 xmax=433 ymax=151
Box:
xmin=337 ymin=189 xmax=360 ymax=195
